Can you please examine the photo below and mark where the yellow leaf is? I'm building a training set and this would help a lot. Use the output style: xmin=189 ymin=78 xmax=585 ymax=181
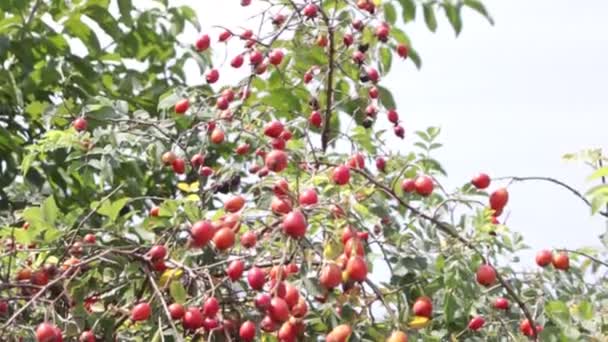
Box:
xmin=177 ymin=182 xmax=190 ymax=192
xmin=409 ymin=316 xmax=430 ymax=329
xmin=373 ymin=0 xmax=382 ymax=6
xmin=177 ymin=181 xmax=200 ymax=193
xmin=159 ymin=268 xmax=183 ymax=287
xmin=185 ymin=194 xmax=201 ymax=202
xmin=323 ymin=240 xmax=342 ymax=260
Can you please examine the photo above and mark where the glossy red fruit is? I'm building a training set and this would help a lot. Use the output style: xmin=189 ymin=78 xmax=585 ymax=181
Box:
xmin=366 ymin=66 xmax=379 ymax=83
xmin=219 ymin=29 xmax=231 ymax=42
xmin=79 ymin=331 xmax=95 ymax=342
xmin=254 ymin=292 xmax=272 ymax=311
xmin=202 ymin=317 xmax=219 ymax=331
xmin=476 ymin=264 xmax=497 ymax=287
xmin=345 ymin=256 xmax=367 ymax=282
xmin=240 ymin=231 xmax=257 ymax=248
xmin=0 ymin=300 xmax=8 ymax=315
xmin=489 ymin=188 xmax=509 ymax=212
xmin=273 ymin=179 xmax=289 ymax=196
xmin=352 ymin=19 xmax=364 ymax=31
xmin=175 ymin=99 xmax=189 ymax=114
xmin=375 ymin=157 xmax=386 ymax=172
xmin=320 ymin=263 xmax=342 ymax=289
xmin=190 ymin=154 xmax=205 ymax=169
xmin=302 ymin=4 xmax=318 ymax=18
xmin=375 ymin=24 xmax=390 ymax=42
xmin=31 ymin=270 xmax=49 ymax=286
xmin=265 ymin=149 xmax=288 ymax=172
xmin=280 ymin=129 xmax=292 ymax=141
xmin=344 ymin=238 xmax=364 ymax=257
xmin=249 ymin=50 xmax=264 ymax=65
xmin=273 ymin=13 xmax=286 ymax=26
xmin=161 ymin=151 xmax=177 ymax=165
xmin=239 ymin=320 xmax=256 ymax=341
xmin=552 ymin=252 xmax=570 ymax=270
xmin=326 ymin=324 xmax=352 ymax=342
xmin=206 ymin=69 xmax=219 ymax=83
xmin=468 ymin=316 xmax=485 ymax=331
xmin=195 ymin=34 xmax=210 ymax=51
xmin=191 ymin=220 xmax=215 ymax=247
xmin=386 ymin=331 xmax=408 ymax=342
xmin=394 ymin=125 xmax=405 ymax=138
xmin=278 ymin=321 xmax=297 ymax=342
xmin=494 ymin=297 xmax=509 ymax=310
xmin=535 ymin=249 xmax=553 ymax=267
xmin=332 ymin=165 xmax=350 ymax=185
xmin=213 ymin=227 xmax=235 ymax=251
xmin=203 ymin=297 xmax=220 ymax=317
xmin=282 ymin=283 xmax=300 ymax=308
xmin=282 ymin=210 xmax=307 ymax=238
xmin=216 ymin=96 xmax=229 ymax=110
xmin=241 ymin=0 xmax=251 ymax=6
xmin=264 ymin=121 xmax=284 ymax=137
xmin=303 ymin=70 xmax=313 ymax=83
xmin=73 ymin=117 xmax=87 ymax=132
xmin=231 ymin=54 xmax=244 ymax=68
xmin=299 ymin=188 xmax=318 ymax=206
xmin=352 ymin=50 xmax=365 ymax=64
xmin=397 ymin=43 xmax=408 ymax=58
xmin=269 ymin=297 xmax=290 ymax=322
xmin=269 ymin=49 xmax=284 ymax=65
xmin=343 ymin=33 xmax=354 ymax=46
xmin=148 ymin=245 xmax=167 ymax=261
xmin=368 ymin=86 xmax=379 ymax=99
xmin=224 ymin=196 xmax=245 ymax=213
xmin=520 ymin=319 xmax=543 ymax=337
xmin=291 ymin=297 xmax=308 ymax=318
xmin=348 ymin=153 xmax=365 ymax=169
xmin=309 ymin=110 xmax=323 ymax=127
xmin=199 ymin=166 xmax=213 ymax=177
xmin=471 ymin=173 xmax=491 ymax=189
xmin=83 ymin=233 xmax=96 ymax=244
xmin=271 ymin=138 xmax=286 ymax=150
xmin=182 ymin=307 xmax=204 ymax=330
xmin=387 ymin=109 xmax=399 ymax=124
xmin=248 ymin=266 xmax=266 ymax=290
xmin=227 ymin=259 xmax=245 ymax=281
xmin=131 ymin=302 xmax=151 ymax=321
xmin=401 ymin=179 xmax=415 ymax=193
xmin=241 ymin=29 xmax=253 ymax=40
xmin=172 ymin=158 xmax=186 ymax=174
xmin=271 ymin=196 xmax=292 ymax=215
xmin=412 ymin=296 xmax=433 ymax=318
xmin=261 ymin=315 xmax=278 ymax=332
xmin=414 ymin=176 xmax=434 ymax=196
xmin=210 ymin=128 xmax=225 ymax=144
xmin=169 ymin=303 xmax=185 ymax=319
xmin=36 ymin=323 xmax=58 ymax=342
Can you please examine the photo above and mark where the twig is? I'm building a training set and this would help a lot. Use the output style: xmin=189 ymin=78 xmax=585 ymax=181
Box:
xmin=560 ymin=248 xmax=608 ymax=268
xmin=144 ymin=268 xmax=184 ymax=342
xmin=320 ymin=9 xmax=336 ymax=152
xmin=498 ymin=176 xmax=608 ymax=218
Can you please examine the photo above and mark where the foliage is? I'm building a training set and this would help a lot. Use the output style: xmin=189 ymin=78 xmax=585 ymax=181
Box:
xmin=0 ymin=1 xmax=607 ymax=341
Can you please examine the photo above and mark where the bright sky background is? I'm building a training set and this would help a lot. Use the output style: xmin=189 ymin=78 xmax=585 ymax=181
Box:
xmin=174 ymin=0 xmax=608 ymax=266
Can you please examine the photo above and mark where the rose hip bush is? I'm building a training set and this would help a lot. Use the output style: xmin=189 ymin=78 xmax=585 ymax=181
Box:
xmin=1 ymin=0 xmax=607 ymax=341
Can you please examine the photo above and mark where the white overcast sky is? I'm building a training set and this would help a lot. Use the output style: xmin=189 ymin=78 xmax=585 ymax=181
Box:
xmin=173 ymin=0 xmax=608 ymax=264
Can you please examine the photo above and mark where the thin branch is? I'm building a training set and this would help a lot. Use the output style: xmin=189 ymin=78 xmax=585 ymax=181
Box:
xmin=320 ymin=8 xmax=336 ymax=152
xmin=498 ymin=176 xmax=608 ymax=218
xmin=144 ymin=268 xmax=184 ymax=342
xmin=560 ymin=248 xmax=608 ymax=268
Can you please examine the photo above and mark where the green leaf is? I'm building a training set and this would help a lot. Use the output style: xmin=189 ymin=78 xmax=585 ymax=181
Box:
xmin=42 ymin=196 xmax=59 ymax=225
xmin=398 ymin=0 xmax=416 ymax=22
xmin=117 ymin=0 xmax=133 ymax=24
xmin=379 ymin=47 xmax=392 ymax=74
xmin=423 ymin=3 xmax=438 ymax=32
xmin=545 ymin=300 xmax=570 ymax=325
xmin=383 ymin=3 xmax=397 ymax=25
xmin=464 ymin=0 xmax=494 ymax=25
xmin=64 ymin=16 xmax=101 ymax=54
xmin=444 ymin=3 xmax=463 ymax=36
xmin=575 ymin=301 xmax=593 ymax=320
xmin=95 ymin=197 xmax=130 ymax=222
xmin=378 ymin=86 xmax=396 ymax=110
xmin=179 ymin=5 xmax=201 ymax=31
xmin=170 ymin=281 xmax=187 ymax=304
xmin=587 ymin=167 xmax=608 ymax=181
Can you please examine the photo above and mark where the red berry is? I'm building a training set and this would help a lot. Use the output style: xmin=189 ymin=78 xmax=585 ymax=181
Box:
xmin=239 ymin=320 xmax=256 ymax=341
xmin=83 ymin=233 xmax=96 ymax=244
xmin=345 ymin=256 xmax=368 ymax=282
xmin=264 ymin=121 xmax=284 ymax=137
xmin=182 ymin=307 xmax=204 ymax=330
xmin=265 ymin=149 xmax=288 ymax=173
xmin=387 ymin=109 xmax=399 ymax=124
xmin=227 ymin=259 xmax=245 ymax=280
xmin=206 ymin=69 xmax=219 ymax=83
xmin=471 ymin=173 xmax=491 ymax=189
xmin=352 ymin=50 xmax=365 ymax=64
xmin=348 ymin=153 xmax=365 ymax=169
xmin=241 ymin=0 xmax=251 ymax=6
xmin=309 ymin=110 xmax=323 ymax=127
xmin=320 ymin=263 xmax=342 ymax=289
xmin=302 ymin=4 xmax=318 ymax=18
xmin=169 ymin=303 xmax=185 ymax=320
xmin=489 ymin=188 xmax=509 ymax=212
xmin=468 ymin=316 xmax=485 ymax=331
xmin=369 ymin=86 xmax=379 ymax=99
xmin=332 ymin=165 xmax=351 ymax=185
xmin=131 ymin=302 xmax=151 ymax=321
xmin=273 ymin=14 xmax=286 ymax=26
xmin=231 ymin=54 xmax=244 ymax=68
xmin=394 ymin=125 xmax=405 ymax=138
xmin=248 ymin=266 xmax=266 ymax=290
xmin=191 ymin=220 xmax=215 ymax=247
xmin=195 ymin=34 xmax=210 ymax=51
xmin=476 ymin=264 xmax=497 ymax=287
xmin=414 ymin=175 xmax=434 ymax=196
xmin=255 ymin=293 xmax=272 ymax=310
xmin=269 ymin=297 xmax=290 ymax=322
xmin=241 ymin=231 xmax=257 ymax=248
xmin=494 ymin=297 xmax=509 ymax=310
xmin=190 ymin=153 xmax=205 ymax=168
xmin=249 ymin=50 xmax=264 ymax=65
xmin=36 ymin=323 xmax=58 ymax=342
xmin=148 ymin=245 xmax=167 ymax=261
xmin=343 ymin=33 xmax=354 ymax=46
xmin=397 ymin=43 xmax=408 ymax=58
xmin=172 ymin=158 xmax=186 ymax=174
xmin=213 ymin=227 xmax=235 ymax=251
xmin=376 ymin=157 xmax=386 ymax=172
xmin=299 ymin=188 xmax=318 ymax=206
xmin=203 ymin=297 xmax=220 ymax=317
xmin=535 ymin=249 xmax=553 ymax=267
xmin=73 ymin=117 xmax=88 ymax=132
xmin=216 ymin=96 xmax=229 ymax=110
xmin=219 ymin=30 xmax=231 ymax=42
xmin=269 ymin=49 xmax=284 ymax=65
xmin=79 ymin=331 xmax=95 ymax=342
xmin=366 ymin=66 xmax=379 ymax=83
xmin=552 ymin=252 xmax=570 ymax=270
xmin=282 ymin=210 xmax=307 ymax=238
xmin=412 ymin=296 xmax=433 ymax=318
